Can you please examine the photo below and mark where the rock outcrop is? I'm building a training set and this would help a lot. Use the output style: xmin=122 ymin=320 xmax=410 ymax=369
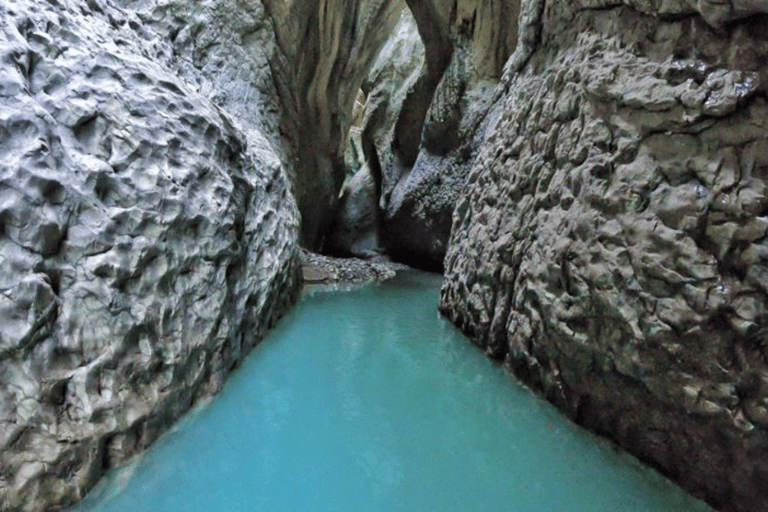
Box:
xmin=360 ymin=8 xmax=425 ymax=207
xmin=0 ymin=1 xmax=300 ymax=510
xmin=381 ymin=71 xmax=499 ymax=269
xmin=441 ymin=1 xmax=768 ymax=511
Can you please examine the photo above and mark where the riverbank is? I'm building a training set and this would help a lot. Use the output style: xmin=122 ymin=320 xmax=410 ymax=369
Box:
xmin=300 ymin=249 xmax=412 ymax=288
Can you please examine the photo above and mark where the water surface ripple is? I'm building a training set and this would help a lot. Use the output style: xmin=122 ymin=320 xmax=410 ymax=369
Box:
xmin=71 ymin=271 xmax=714 ymax=512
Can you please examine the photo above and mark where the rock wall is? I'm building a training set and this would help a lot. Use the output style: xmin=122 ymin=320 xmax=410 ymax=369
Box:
xmin=441 ymin=1 xmax=768 ymax=511
xmin=110 ymin=0 xmax=284 ymax=149
xmin=264 ymin=0 xmax=405 ymax=248
xmin=324 ymin=8 xmax=425 ymax=258
xmin=0 ymin=1 xmax=301 ymax=510
xmin=262 ymin=0 xmax=519 ymax=264
xmin=372 ymin=0 xmax=520 ymax=269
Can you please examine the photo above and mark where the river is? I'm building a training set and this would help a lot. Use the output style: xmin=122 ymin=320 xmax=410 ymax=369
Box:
xmin=68 ymin=271 xmax=713 ymax=512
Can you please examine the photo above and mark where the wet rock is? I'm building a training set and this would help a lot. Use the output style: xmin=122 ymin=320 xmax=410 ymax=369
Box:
xmin=0 ymin=1 xmax=301 ymax=510
xmin=441 ymin=3 xmax=768 ymax=511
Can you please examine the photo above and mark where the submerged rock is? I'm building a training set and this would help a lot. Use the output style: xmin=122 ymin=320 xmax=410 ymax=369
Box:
xmin=441 ymin=2 xmax=768 ymax=511
xmin=0 ymin=1 xmax=300 ymax=510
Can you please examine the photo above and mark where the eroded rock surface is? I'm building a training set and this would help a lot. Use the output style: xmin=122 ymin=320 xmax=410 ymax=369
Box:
xmin=0 ymin=1 xmax=300 ymax=510
xmin=441 ymin=2 xmax=768 ymax=511
xmin=372 ymin=0 xmax=520 ymax=269
xmin=264 ymin=0 xmax=520 ymax=263
xmin=265 ymin=0 xmax=406 ymax=248
xmin=111 ymin=0 xmax=284 ymax=148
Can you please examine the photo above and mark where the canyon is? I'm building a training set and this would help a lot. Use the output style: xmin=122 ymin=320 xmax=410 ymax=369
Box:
xmin=1 ymin=0 xmax=767 ymax=511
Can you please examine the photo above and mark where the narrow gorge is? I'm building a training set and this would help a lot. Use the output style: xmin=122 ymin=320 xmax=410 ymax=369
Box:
xmin=1 ymin=0 xmax=767 ymax=511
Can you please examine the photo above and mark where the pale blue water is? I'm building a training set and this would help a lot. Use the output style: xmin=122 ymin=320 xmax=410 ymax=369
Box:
xmin=70 ymin=271 xmax=713 ymax=512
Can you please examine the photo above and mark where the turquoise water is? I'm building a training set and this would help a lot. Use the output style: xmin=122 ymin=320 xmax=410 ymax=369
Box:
xmin=70 ymin=272 xmax=713 ymax=512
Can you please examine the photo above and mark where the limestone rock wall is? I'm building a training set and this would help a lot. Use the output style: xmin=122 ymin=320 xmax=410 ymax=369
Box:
xmin=406 ymin=0 xmax=519 ymax=81
xmin=263 ymin=0 xmax=520 ymax=262
xmin=362 ymin=8 xmax=425 ymax=209
xmin=264 ymin=0 xmax=405 ymax=248
xmin=324 ymin=8 xmax=425 ymax=258
xmin=110 ymin=0 xmax=284 ymax=149
xmin=441 ymin=1 xmax=768 ymax=511
xmin=373 ymin=0 xmax=520 ymax=268
xmin=0 ymin=1 xmax=301 ymax=510
xmin=324 ymin=162 xmax=382 ymax=257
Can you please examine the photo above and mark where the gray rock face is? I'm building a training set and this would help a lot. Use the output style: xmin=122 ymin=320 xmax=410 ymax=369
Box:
xmin=0 ymin=1 xmax=301 ymax=510
xmin=324 ymin=164 xmax=381 ymax=258
xmin=264 ymin=0 xmax=405 ymax=249
xmin=441 ymin=2 xmax=768 ymax=511
xmin=575 ymin=0 xmax=768 ymax=29
xmin=111 ymin=0 xmax=284 ymax=148
xmin=368 ymin=0 xmax=519 ymax=269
